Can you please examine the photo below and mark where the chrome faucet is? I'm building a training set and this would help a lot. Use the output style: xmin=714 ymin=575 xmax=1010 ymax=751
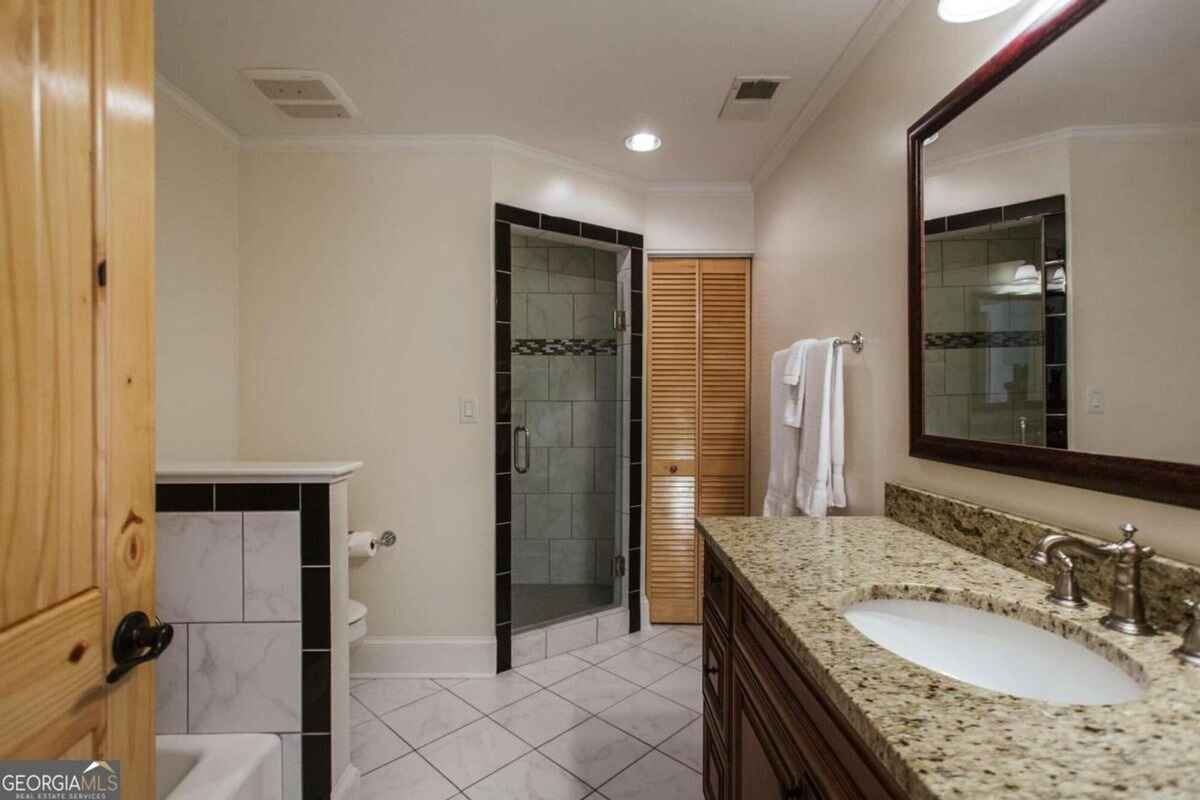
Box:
xmin=1028 ymin=523 xmax=1157 ymax=636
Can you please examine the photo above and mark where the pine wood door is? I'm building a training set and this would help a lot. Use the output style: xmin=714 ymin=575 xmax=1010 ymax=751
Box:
xmin=0 ymin=0 xmax=156 ymax=792
xmin=646 ymin=259 xmax=701 ymax=623
xmin=646 ymin=258 xmax=750 ymax=624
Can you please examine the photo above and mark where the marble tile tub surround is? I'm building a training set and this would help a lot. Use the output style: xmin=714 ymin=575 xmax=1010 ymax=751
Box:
xmin=698 ymin=515 xmax=1200 ymax=800
xmin=155 ymin=462 xmax=360 ymax=800
xmin=349 ymin=619 xmax=701 ymax=799
xmin=885 ymin=483 xmax=1200 ymax=632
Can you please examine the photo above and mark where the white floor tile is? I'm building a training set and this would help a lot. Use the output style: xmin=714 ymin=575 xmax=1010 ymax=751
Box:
xmin=449 ymin=672 xmax=541 ymax=714
xmin=352 ymin=719 xmax=412 ymax=775
xmin=571 ymin=636 xmax=634 ymax=664
xmin=353 ymin=678 xmax=443 ymax=716
xmin=598 ymin=690 xmax=697 ymax=746
xmin=419 ymin=718 xmax=531 ymax=789
xmin=381 ymin=690 xmax=482 ymax=749
xmin=540 ymin=718 xmax=651 ymax=788
xmin=550 ymin=667 xmax=640 ymax=714
xmin=437 ymin=678 xmax=470 ymax=689
xmin=463 ymin=751 xmax=591 ymax=800
xmin=350 ymin=696 xmax=375 ymax=728
xmin=516 ymin=653 xmax=590 ymax=687
xmin=360 ymin=752 xmax=458 ymax=800
xmin=658 ymin=717 xmax=702 ymax=772
xmin=491 ymin=690 xmax=590 ymax=747
xmin=687 ymin=656 xmax=702 ymax=670
xmin=599 ymin=751 xmax=701 ymax=800
xmin=640 ymin=628 xmax=702 ymax=664
xmin=598 ymin=647 xmax=683 ymax=687
xmin=646 ymin=666 xmax=703 ymax=713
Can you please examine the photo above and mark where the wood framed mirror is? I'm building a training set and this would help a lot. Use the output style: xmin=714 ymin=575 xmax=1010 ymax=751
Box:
xmin=907 ymin=0 xmax=1200 ymax=509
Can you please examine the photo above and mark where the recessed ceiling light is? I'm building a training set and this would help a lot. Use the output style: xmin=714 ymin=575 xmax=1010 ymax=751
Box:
xmin=937 ymin=0 xmax=1023 ymax=23
xmin=624 ymin=132 xmax=662 ymax=152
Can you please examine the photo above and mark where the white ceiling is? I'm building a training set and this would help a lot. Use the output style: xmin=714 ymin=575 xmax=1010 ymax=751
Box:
xmin=931 ymin=0 xmax=1200 ymax=162
xmin=155 ymin=0 xmax=885 ymax=183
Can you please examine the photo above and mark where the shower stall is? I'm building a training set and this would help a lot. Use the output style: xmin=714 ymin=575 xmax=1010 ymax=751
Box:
xmin=507 ymin=231 xmax=626 ymax=628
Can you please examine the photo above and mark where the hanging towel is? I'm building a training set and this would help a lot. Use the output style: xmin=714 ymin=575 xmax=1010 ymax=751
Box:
xmin=830 ymin=343 xmax=847 ymax=510
xmin=781 ymin=339 xmax=815 ymax=428
xmin=795 ymin=338 xmax=839 ymax=517
xmin=763 ymin=347 xmax=802 ymax=517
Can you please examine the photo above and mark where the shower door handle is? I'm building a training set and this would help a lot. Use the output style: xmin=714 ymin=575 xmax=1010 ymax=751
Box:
xmin=513 ymin=426 xmax=530 ymax=474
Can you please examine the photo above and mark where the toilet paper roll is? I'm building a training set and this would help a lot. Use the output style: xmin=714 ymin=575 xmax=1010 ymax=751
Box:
xmin=348 ymin=530 xmax=378 ymax=559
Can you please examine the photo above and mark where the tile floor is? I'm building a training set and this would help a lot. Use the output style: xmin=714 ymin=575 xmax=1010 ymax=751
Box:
xmin=351 ymin=624 xmax=703 ymax=799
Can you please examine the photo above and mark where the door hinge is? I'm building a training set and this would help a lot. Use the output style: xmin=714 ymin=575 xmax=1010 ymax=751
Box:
xmin=613 ymin=554 xmax=627 ymax=577
xmin=97 ymin=260 xmax=107 ymax=287
xmin=612 ymin=308 xmax=627 ymax=332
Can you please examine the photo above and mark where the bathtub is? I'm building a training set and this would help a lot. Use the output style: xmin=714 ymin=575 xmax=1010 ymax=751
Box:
xmin=156 ymin=734 xmax=281 ymax=800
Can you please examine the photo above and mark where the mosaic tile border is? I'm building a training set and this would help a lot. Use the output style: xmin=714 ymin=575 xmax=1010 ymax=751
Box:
xmin=512 ymin=337 xmax=618 ymax=356
xmin=885 ymin=482 xmax=1200 ymax=632
xmin=924 ymin=331 xmax=1043 ymax=350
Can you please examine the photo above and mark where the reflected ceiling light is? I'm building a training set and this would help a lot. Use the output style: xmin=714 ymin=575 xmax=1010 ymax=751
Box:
xmin=624 ymin=132 xmax=662 ymax=152
xmin=923 ymin=132 xmax=940 ymax=146
xmin=1013 ymin=264 xmax=1040 ymax=283
xmin=937 ymin=0 xmax=1024 ymax=23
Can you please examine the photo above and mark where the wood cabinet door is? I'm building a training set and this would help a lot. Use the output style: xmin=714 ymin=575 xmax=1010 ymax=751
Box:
xmin=731 ymin=657 xmax=815 ymax=800
xmin=0 ymin=0 xmax=156 ymax=793
xmin=646 ymin=259 xmax=701 ymax=623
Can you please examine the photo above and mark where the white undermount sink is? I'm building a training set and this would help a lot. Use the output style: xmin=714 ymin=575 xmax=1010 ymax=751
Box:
xmin=843 ymin=599 xmax=1145 ymax=705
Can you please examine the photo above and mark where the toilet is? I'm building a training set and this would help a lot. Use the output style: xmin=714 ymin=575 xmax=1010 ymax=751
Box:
xmin=348 ymin=598 xmax=368 ymax=645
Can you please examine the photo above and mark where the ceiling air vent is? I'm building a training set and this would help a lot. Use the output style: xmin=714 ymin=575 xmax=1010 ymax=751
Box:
xmin=242 ymin=69 xmax=358 ymax=119
xmin=719 ymin=75 xmax=790 ymax=122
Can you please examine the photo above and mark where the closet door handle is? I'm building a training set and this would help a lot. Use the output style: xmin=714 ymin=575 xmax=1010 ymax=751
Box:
xmin=513 ymin=426 xmax=530 ymax=474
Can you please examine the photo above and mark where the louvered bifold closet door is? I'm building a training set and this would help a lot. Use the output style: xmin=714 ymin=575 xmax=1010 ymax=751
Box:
xmin=698 ymin=260 xmax=750 ymax=519
xmin=647 ymin=260 xmax=701 ymax=623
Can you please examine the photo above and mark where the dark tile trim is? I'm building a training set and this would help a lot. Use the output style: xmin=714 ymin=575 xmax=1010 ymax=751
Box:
xmin=581 ymin=222 xmax=618 ymax=244
xmin=496 ymin=623 xmax=512 ymax=673
xmin=301 ymin=567 xmax=331 ymax=650
xmin=627 ymin=546 xmax=642 ymax=593
xmin=495 ymin=203 xmax=539 ymax=228
xmin=627 ymin=591 xmax=641 ymax=633
xmin=925 ymin=194 xmax=1066 ymax=236
xmin=628 ymin=463 xmax=641 ymax=506
xmin=540 ymin=213 xmax=582 ymax=238
xmin=627 ymin=511 xmax=641 ymax=550
xmin=496 ymin=423 xmax=512 ymax=474
xmin=215 ymin=483 xmax=299 ymax=512
xmin=512 ymin=338 xmax=616 ymax=356
xmin=496 ymin=322 xmax=512 ymax=374
xmin=495 ymin=221 xmax=512 ymax=270
xmin=301 ymin=734 xmax=331 ymax=800
xmin=618 ymin=230 xmax=644 ymax=249
xmin=630 ymin=249 xmax=643 ymax=290
xmin=157 ymin=483 xmax=214 ymax=512
xmin=496 ymin=523 xmax=511 ymax=574
xmin=302 ymin=652 xmax=332 ymax=733
xmin=495 ymin=572 xmax=512 ymax=626
xmin=300 ymin=484 xmax=331 ymax=566
xmin=496 ymin=372 xmax=512 ymax=425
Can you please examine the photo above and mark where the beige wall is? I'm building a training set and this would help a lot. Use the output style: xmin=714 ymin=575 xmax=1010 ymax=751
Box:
xmin=925 ymin=138 xmax=1068 ymax=219
xmin=237 ymin=145 xmax=496 ymax=637
xmin=645 ymin=189 xmax=755 ymax=254
xmin=752 ymin=2 xmax=1200 ymax=566
xmin=1069 ymin=133 xmax=1200 ymax=462
xmin=155 ymin=86 xmax=240 ymax=461
xmin=493 ymin=146 xmax=645 ymax=232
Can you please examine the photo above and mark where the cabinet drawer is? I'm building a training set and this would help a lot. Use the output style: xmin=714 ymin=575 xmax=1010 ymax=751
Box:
xmin=703 ymin=542 xmax=732 ymax=629
xmin=702 ymin=618 xmax=729 ymax=742
xmin=703 ymin=708 xmax=728 ymax=800
xmin=733 ymin=589 xmax=905 ymax=799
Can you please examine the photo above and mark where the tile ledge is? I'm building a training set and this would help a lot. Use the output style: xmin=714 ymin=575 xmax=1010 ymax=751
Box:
xmin=157 ymin=461 xmax=363 ymax=484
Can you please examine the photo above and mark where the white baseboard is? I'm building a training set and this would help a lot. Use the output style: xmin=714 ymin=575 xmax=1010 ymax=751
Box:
xmin=332 ymin=765 xmax=360 ymax=800
xmin=350 ymin=636 xmax=496 ymax=678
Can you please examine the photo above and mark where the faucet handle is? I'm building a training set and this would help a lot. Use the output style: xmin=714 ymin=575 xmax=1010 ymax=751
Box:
xmin=1119 ymin=522 xmax=1138 ymax=540
xmin=1173 ymin=599 xmax=1200 ymax=667
xmin=1118 ymin=522 xmax=1155 ymax=559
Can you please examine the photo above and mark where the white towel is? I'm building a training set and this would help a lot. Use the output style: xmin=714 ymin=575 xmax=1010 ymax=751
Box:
xmin=830 ymin=344 xmax=846 ymax=509
xmin=763 ymin=347 xmax=802 ymax=517
xmin=781 ymin=339 xmax=815 ymax=428
xmin=795 ymin=338 xmax=846 ymax=517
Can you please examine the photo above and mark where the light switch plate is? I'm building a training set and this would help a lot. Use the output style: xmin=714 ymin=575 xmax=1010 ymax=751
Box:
xmin=1086 ymin=386 xmax=1104 ymax=414
xmin=459 ymin=397 xmax=479 ymax=424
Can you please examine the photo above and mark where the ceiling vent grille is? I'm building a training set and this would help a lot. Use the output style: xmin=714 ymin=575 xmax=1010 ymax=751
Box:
xmin=719 ymin=75 xmax=790 ymax=122
xmin=242 ymin=69 xmax=358 ymax=119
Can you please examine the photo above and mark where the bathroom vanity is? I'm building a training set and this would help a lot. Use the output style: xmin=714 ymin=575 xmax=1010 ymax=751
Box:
xmin=698 ymin=503 xmax=1200 ymax=799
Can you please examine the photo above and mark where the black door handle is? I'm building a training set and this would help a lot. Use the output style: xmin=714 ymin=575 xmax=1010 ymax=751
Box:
xmin=106 ymin=610 xmax=173 ymax=684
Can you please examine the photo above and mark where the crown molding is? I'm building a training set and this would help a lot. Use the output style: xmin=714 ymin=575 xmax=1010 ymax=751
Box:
xmin=646 ymin=181 xmax=753 ymax=196
xmin=240 ymin=133 xmax=498 ymax=153
xmin=155 ymin=73 xmax=241 ymax=146
xmin=752 ymin=0 xmax=912 ymax=189
xmin=488 ymin=136 xmax=647 ymax=192
xmin=925 ymin=122 xmax=1200 ymax=173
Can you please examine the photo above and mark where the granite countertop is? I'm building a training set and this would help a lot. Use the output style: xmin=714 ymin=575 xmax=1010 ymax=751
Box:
xmin=698 ymin=516 xmax=1200 ymax=800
